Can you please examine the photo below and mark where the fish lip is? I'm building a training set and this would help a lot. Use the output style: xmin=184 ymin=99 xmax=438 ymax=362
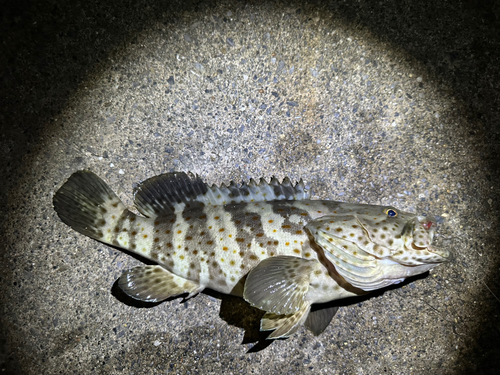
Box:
xmin=403 ymin=244 xmax=451 ymax=264
xmin=428 ymin=246 xmax=452 ymax=262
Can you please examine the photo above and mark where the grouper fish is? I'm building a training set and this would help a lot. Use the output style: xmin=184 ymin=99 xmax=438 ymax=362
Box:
xmin=53 ymin=171 xmax=450 ymax=339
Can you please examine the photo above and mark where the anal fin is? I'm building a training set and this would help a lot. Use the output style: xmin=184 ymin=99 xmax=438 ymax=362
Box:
xmin=304 ymin=305 xmax=339 ymax=336
xmin=118 ymin=265 xmax=203 ymax=302
xmin=261 ymin=303 xmax=311 ymax=339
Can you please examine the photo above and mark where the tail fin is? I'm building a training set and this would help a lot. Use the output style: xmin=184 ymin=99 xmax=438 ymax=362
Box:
xmin=53 ymin=171 xmax=128 ymax=243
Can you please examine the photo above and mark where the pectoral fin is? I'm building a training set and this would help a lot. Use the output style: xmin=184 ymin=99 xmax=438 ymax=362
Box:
xmin=243 ymin=256 xmax=317 ymax=315
xmin=261 ymin=303 xmax=311 ymax=339
xmin=118 ymin=265 xmax=202 ymax=302
xmin=304 ymin=305 xmax=339 ymax=336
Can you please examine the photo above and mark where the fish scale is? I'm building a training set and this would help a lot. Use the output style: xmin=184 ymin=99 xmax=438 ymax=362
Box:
xmin=53 ymin=170 xmax=450 ymax=339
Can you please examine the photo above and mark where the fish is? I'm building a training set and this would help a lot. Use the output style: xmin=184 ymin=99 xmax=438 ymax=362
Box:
xmin=53 ymin=171 xmax=450 ymax=339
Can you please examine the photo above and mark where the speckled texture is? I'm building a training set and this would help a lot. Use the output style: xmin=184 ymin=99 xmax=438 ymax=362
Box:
xmin=1 ymin=0 xmax=499 ymax=374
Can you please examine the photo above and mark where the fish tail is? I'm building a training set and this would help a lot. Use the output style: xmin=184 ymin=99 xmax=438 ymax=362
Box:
xmin=53 ymin=171 xmax=130 ymax=244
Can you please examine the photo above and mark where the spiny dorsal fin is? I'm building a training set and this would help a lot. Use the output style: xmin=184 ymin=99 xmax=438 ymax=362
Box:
xmin=134 ymin=172 xmax=309 ymax=217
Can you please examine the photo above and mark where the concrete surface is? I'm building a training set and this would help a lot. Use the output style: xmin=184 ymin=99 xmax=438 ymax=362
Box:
xmin=1 ymin=0 xmax=499 ymax=374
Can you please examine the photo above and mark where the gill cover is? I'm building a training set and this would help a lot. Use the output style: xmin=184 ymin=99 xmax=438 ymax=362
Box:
xmin=306 ymin=215 xmax=406 ymax=291
xmin=305 ymin=208 xmax=449 ymax=291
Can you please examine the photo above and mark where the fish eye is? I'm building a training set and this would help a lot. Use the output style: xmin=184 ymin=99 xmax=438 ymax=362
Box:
xmin=385 ymin=208 xmax=397 ymax=217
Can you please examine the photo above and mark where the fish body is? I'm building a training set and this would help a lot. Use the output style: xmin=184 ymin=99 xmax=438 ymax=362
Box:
xmin=53 ymin=171 xmax=450 ymax=339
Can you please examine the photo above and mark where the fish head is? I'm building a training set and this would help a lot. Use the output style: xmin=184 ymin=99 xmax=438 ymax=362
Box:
xmin=355 ymin=206 xmax=449 ymax=266
xmin=308 ymin=205 xmax=450 ymax=291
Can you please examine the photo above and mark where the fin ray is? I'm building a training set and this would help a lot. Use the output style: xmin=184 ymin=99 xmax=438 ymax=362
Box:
xmin=243 ymin=256 xmax=317 ymax=315
xmin=134 ymin=172 xmax=310 ymax=217
xmin=261 ymin=303 xmax=311 ymax=339
xmin=134 ymin=172 xmax=208 ymax=217
xmin=118 ymin=265 xmax=202 ymax=302
xmin=53 ymin=171 xmax=127 ymax=241
xmin=304 ymin=305 xmax=339 ymax=335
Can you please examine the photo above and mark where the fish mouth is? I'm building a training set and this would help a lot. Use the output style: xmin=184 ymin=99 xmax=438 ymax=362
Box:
xmin=420 ymin=245 xmax=451 ymax=262
xmin=410 ymin=243 xmax=427 ymax=251
xmin=395 ymin=239 xmax=450 ymax=265
xmin=395 ymin=217 xmax=450 ymax=265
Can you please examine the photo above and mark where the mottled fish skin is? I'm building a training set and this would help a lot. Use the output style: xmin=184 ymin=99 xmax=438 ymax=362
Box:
xmin=53 ymin=171 xmax=450 ymax=339
xmin=105 ymin=200 xmax=355 ymax=296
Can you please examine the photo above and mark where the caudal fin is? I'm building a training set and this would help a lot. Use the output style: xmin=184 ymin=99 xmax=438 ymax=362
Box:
xmin=53 ymin=171 xmax=128 ymax=243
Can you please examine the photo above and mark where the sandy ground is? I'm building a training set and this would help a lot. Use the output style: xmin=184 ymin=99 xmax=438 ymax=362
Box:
xmin=1 ymin=1 xmax=499 ymax=374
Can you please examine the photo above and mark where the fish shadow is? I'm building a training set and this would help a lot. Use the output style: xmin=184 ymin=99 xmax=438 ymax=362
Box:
xmin=109 ymin=246 xmax=275 ymax=350
xmin=110 ymin=271 xmax=430 ymax=352
xmin=110 ymin=278 xmax=274 ymax=351
xmin=205 ymin=289 xmax=276 ymax=352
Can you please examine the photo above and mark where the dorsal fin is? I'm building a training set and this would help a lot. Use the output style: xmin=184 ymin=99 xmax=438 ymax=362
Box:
xmin=134 ymin=172 xmax=309 ymax=217
xmin=133 ymin=172 xmax=207 ymax=217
